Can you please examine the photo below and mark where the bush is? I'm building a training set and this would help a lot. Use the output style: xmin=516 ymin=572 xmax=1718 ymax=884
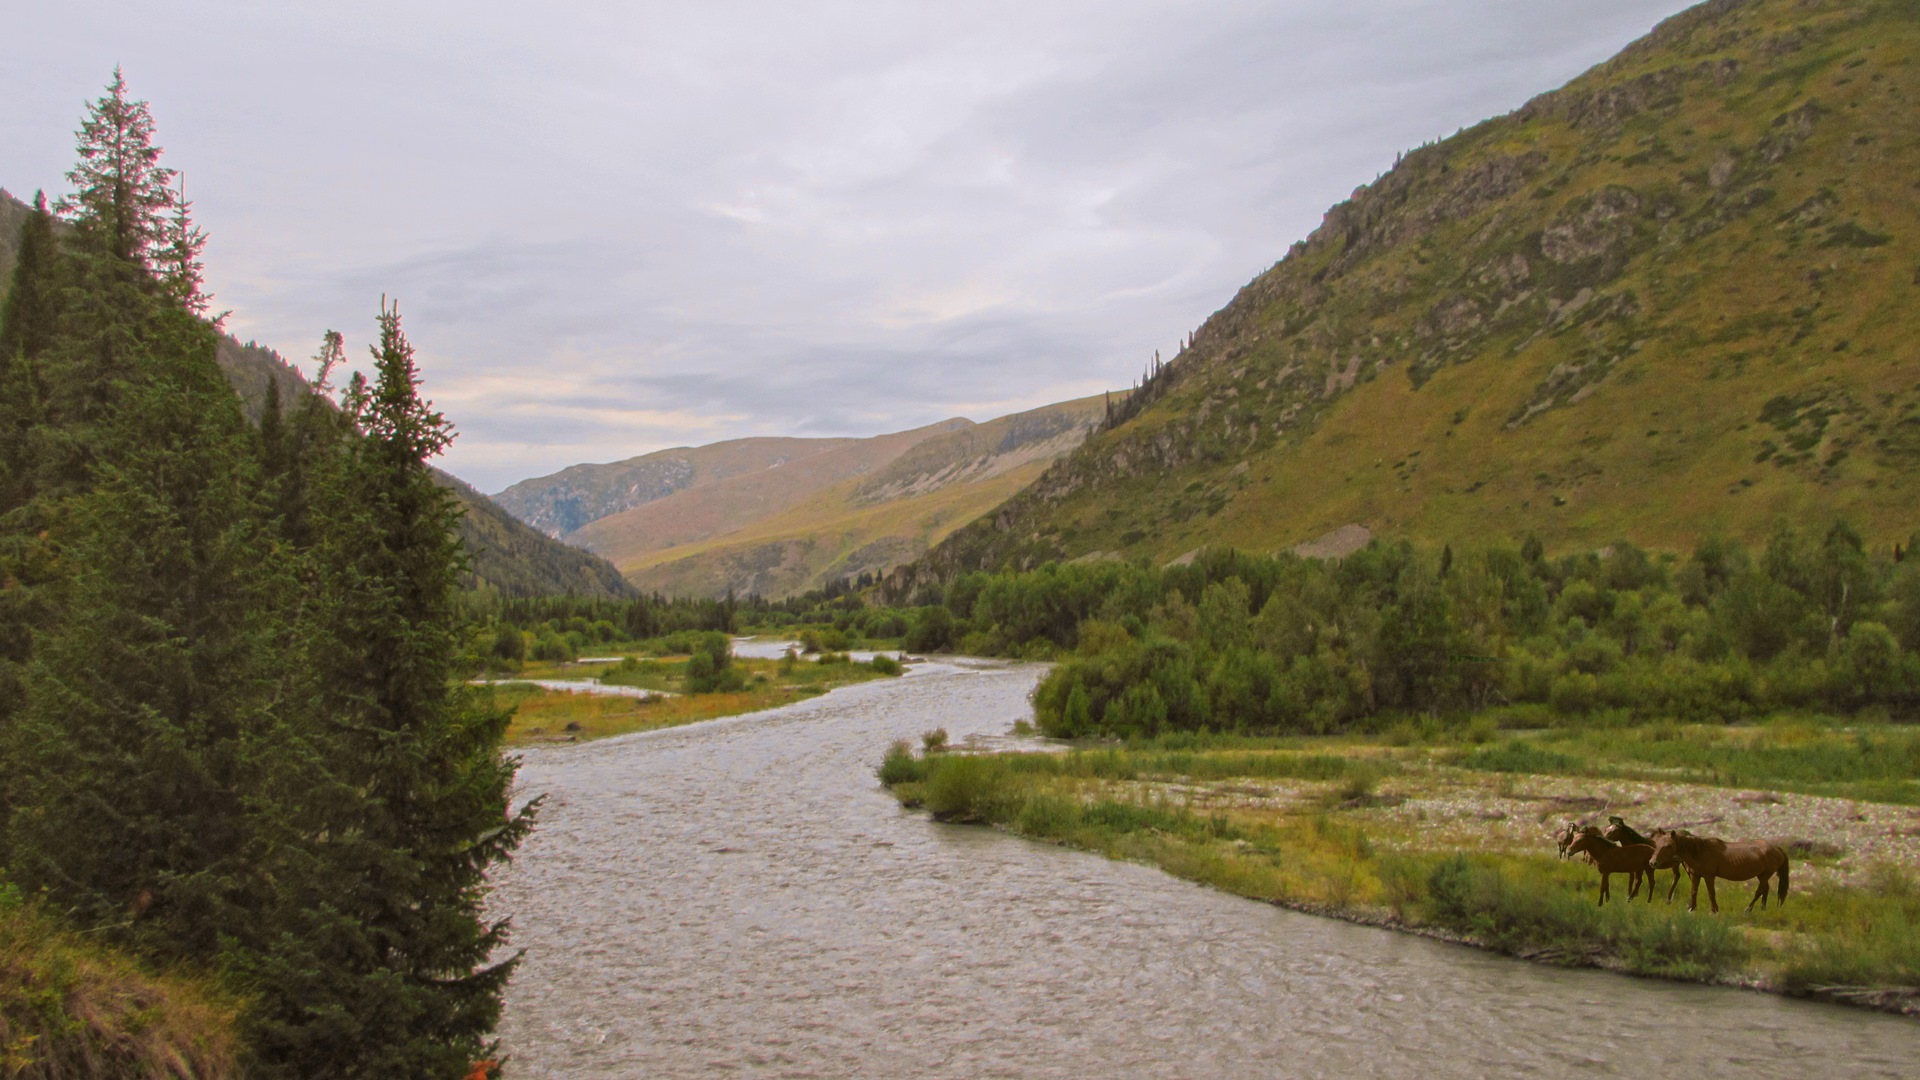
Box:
xmin=1464 ymin=739 xmax=1578 ymax=774
xmin=877 ymin=740 xmax=926 ymax=785
xmin=870 ymin=654 xmax=903 ymax=676
xmin=683 ymin=632 xmax=744 ymax=693
xmin=919 ymin=756 xmax=1018 ymax=822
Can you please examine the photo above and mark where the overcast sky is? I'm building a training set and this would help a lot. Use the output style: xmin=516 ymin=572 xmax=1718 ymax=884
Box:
xmin=3 ymin=0 xmax=1695 ymax=492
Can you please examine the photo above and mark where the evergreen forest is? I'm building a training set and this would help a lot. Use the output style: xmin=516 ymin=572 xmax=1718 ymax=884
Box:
xmin=0 ymin=72 xmax=529 ymax=1078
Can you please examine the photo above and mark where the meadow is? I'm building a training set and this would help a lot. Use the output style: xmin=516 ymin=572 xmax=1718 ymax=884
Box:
xmin=880 ymin=716 xmax=1920 ymax=1013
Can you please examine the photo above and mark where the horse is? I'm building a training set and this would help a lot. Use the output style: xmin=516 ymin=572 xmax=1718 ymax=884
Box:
xmin=1648 ymin=829 xmax=1789 ymax=914
xmin=1565 ymin=828 xmax=1655 ymax=906
xmin=1554 ymin=820 xmax=1584 ymax=860
xmin=1606 ymin=816 xmax=1685 ymax=902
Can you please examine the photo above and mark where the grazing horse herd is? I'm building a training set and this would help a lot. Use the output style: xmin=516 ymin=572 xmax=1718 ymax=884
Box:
xmin=1553 ymin=815 xmax=1791 ymax=914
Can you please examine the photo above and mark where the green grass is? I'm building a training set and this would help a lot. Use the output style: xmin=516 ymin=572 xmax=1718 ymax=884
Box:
xmin=1442 ymin=715 xmax=1920 ymax=803
xmin=882 ymin=737 xmax=1920 ymax=1004
xmin=0 ymin=883 xmax=242 ymax=1077
xmin=492 ymin=652 xmax=899 ymax=745
xmin=929 ymin=0 xmax=1920 ymax=575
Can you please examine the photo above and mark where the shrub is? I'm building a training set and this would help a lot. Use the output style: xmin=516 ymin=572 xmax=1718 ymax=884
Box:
xmin=683 ymin=632 xmax=744 ymax=693
xmin=919 ymin=756 xmax=1019 ymax=822
xmin=877 ymin=740 xmax=926 ymax=785
xmin=870 ymin=654 xmax=903 ymax=676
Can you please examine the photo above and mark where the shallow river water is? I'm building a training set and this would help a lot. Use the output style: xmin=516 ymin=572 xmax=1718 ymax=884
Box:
xmin=493 ymin=660 xmax=1919 ymax=1078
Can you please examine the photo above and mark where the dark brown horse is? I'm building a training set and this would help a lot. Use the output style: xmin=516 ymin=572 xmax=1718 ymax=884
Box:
xmin=1566 ymin=829 xmax=1655 ymax=905
xmin=1607 ymin=817 xmax=1685 ymax=902
xmin=1648 ymin=829 xmax=1790 ymax=914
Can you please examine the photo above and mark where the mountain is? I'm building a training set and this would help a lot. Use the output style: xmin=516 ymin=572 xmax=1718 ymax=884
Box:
xmin=493 ymin=435 xmax=867 ymax=537
xmin=568 ymin=418 xmax=973 ymax=562
xmin=0 ymin=190 xmax=634 ymax=598
xmin=900 ymin=0 xmax=1920 ymax=588
xmin=497 ymin=396 xmax=1108 ymax=598
xmin=614 ymin=395 xmax=1108 ymax=598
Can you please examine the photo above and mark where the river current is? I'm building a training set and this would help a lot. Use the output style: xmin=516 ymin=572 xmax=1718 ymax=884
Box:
xmin=492 ymin=659 xmax=1919 ymax=1078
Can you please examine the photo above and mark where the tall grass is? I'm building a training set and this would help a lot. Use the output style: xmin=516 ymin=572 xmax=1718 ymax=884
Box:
xmin=0 ymin=886 xmax=242 ymax=1078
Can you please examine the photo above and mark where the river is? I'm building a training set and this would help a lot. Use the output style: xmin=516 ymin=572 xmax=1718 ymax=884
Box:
xmin=491 ymin=659 xmax=1919 ymax=1078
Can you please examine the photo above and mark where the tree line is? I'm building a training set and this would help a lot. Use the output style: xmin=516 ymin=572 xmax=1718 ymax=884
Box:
xmin=876 ymin=526 xmax=1920 ymax=737
xmin=0 ymin=72 xmax=526 ymax=1077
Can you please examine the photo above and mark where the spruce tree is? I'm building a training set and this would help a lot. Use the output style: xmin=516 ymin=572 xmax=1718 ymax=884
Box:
xmin=0 ymin=195 xmax=289 ymax=959
xmin=237 ymin=301 xmax=531 ymax=1078
xmin=57 ymin=68 xmax=177 ymax=272
xmin=159 ymin=175 xmax=214 ymax=319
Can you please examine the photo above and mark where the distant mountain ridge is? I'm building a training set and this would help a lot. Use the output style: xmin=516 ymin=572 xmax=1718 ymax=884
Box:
xmin=501 ymin=396 xmax=1109 ymax=597
xmin=896 ymin=0 xmax=1920 ymax=589
xmin=0 ymin=189 xmax=634 ymax=599
xmin=618 ymin=396 xmax=1108 ymax=598
xmin=493 ymin=436 xmax=866 ymax=537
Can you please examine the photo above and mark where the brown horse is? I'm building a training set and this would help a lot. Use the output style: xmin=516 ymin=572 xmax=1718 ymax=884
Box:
xmin=1565 ymin=829 xmax=1655 ymax=906
xmin=1554 ymin=821 xmax=1584 ymax=860
xmin=1607 ymin=817 xmax=1685 ymax=902
xmin=1648 ymin=829 xmax=1790 ymax=914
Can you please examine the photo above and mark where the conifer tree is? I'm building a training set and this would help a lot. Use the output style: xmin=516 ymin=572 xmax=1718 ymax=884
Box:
xmin=159 ymin=175 xmax=214 ymax=318
xmin=237 ymin=301 xmax=531 ymax=1078
xmin=57 ymin=68 xmax=178 ymax=273
xmin=0 ymin=192 xmax=61 ymax=368
xmin=0 ymin=195 xmax=287 ymax=958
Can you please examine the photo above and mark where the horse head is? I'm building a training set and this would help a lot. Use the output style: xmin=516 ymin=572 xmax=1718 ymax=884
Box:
xmin=1566 ymin=830 xmax=1608 ymax=858
xmin=1648 ymin=829 xmax=1683 ymax=869
xmin=1553 ymin=821 xmax=1580 ymax=858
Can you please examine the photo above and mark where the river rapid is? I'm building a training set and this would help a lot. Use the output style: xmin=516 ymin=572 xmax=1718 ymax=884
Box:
xmin=492 ymin=659 xmax=1919 ymax=1078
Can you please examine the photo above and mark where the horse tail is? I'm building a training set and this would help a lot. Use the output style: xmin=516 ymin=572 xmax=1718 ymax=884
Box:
xmin=1777 ymin=858 xmax=1789 ymax=905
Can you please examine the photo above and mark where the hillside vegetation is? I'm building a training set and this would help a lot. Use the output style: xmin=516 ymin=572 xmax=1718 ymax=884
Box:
xmin=493 ymin=435 xmax=868 ymax=537
xmin=910 ymin=0 xmax=1920 ymax=583
xmin=0 ymin=189 xmax=634 ymax=600
xmin=502 ymin=395 xmax=1107 ymax=598
xmin=617 ymin=395 xmax=1107 ymax=597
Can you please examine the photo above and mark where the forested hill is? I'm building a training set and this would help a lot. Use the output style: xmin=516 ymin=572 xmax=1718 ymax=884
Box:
xmin=901 ymin=0 xmax=1920 ymax=588
xmin=0 ymin=188 xmax=634 ymax=598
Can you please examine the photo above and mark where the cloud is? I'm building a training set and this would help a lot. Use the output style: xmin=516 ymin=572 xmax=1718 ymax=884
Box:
xmin=1 ymin=0 xmax=1696 ymax=491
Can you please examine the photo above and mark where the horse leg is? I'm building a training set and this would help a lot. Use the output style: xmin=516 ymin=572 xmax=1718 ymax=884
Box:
xmin=1748 ymin=875 xmax=1769 ymax=912
xmin=1598 ymin=871 xmax=1610 ymax=906
xmin=1666 ymin=866 xmax=1681 ymax=903
xmin=1626 ymin=870 xmax=1640 ymax=900
xmin=1705 ymin=876 xmax=1720 ymax=915
xmin=1687 ymin=872 xmax=1701 ymax=912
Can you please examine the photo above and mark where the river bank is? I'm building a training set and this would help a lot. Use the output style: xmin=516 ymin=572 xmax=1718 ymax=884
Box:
xmin=494 ymin=660 xmax=1920 ymax=1077
xmin=880 ymin=731 xmax=1920 ymax=1018
xmin=482 ymin=638 xmax=903 ymax=746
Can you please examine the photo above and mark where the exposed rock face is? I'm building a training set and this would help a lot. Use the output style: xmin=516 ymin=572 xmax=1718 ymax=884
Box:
xmin=1293 ymin=525 xmax=1373 ymax=560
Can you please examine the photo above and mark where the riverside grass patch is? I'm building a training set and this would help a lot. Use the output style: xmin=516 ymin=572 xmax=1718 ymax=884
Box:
xmin=495 ymin=652 xmax=900 ymax=744
xmin=882 ymin=744 xmax=1920 ymax=1000
xmin=1449 ymin=714 xmax=1920 ymax=804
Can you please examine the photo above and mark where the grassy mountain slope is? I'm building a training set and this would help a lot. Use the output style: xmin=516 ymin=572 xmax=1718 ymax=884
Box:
xmin=0 ymin=190 xmax=633 ymax=598
xmin=492 ymin=435 xmax=866 ymax=537
xmin=909 ymin=0 xmax=1920 ymax=585
xmin=570 ymin=418 xmax=973 ymax=566
xmin=624 ymin=394 xmax=1108 ymax=597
